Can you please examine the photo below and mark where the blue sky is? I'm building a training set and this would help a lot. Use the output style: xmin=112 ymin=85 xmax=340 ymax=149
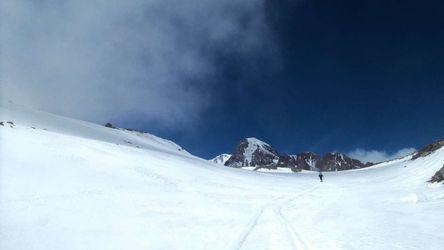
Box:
xmin=139 ymin=0 xmax=444 ymax=159
xmin=3 ymin=0 xmax=444 ymax=161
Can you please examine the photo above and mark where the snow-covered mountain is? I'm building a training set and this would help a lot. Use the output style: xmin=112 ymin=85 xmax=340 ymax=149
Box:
xmin=225 ymin=137 xmax=280 ymax=168
xmin=210 ymin=154 xmax=232 ymax=165
xmin=224 ymin=138 xmax=370 ymax=172
xmin=1 ymin=103 xmax=444 ymax=250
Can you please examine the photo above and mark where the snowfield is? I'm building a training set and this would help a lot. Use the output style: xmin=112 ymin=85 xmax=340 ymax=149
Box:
xmin=1 ymin=103 xmax=443 ymax=250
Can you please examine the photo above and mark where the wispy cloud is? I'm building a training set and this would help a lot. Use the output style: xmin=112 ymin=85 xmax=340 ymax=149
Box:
xmin=1 ymin=0 xmax=275 ymax=128
xmin=348 ymin=148 xmax=416 ymax=163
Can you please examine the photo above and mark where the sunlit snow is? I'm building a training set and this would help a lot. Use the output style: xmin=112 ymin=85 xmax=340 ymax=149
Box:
xmin=1 ymin=103 xmax=443 ymax=250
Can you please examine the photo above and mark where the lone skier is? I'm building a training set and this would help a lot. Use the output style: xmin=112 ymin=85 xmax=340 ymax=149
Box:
xmin=318 ymin=172 xmax=324 ymax=182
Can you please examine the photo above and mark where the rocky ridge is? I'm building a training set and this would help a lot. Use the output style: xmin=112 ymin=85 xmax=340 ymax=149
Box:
xmin=430 ymin=165 xmax=444 ymax=183
xmin=223 ymin=137 xmax=372 ymax=172
xmin=412 ymin=140 xmax=444 ymax=160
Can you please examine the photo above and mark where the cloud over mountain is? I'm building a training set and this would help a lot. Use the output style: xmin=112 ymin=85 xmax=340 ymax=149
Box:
xmin=1 ymin=0 xmax=274 ymax=128
xmin=348 ymin=148 xmax=416 ymax=164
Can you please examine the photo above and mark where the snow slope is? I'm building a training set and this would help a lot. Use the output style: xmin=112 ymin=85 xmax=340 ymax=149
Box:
xmin=1 ymin=103 xmax=444 ymax=250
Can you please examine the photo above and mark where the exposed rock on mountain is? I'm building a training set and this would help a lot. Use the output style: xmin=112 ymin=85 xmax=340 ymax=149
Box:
xmin=224 ymin=138 xmax=368 ymax=172
xmin=430 ymin=165 xmax=444 ymax=183
xmin=104 ymin=122 xmax=116 ymax=129
xmin=316 ymin=153 xmax=366 ymax=171
xmin=211 ymin=154 xmax=232 ymax=165
xmin=276 ymin=155 xmax=298 ymax=172
xmin=294 ymin=152 xmax=321 ymax=171
xmin=224 ymin=138 xmax=279 ymax=168
xmin=275 ymin=152 xmax=321 ymax=171
xmin=412 ymin=140 xmax=444 ymax=160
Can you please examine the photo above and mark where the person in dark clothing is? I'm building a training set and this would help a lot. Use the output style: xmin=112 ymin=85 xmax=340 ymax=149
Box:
xmin=318 ymin=172 xmax=324 ymax=182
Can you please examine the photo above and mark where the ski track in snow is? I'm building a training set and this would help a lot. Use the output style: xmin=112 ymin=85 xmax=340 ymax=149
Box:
xmin=274 ymin=190 xmax=319 ymax=250
xmin=232 ymin=186 xmax=318 ymax=250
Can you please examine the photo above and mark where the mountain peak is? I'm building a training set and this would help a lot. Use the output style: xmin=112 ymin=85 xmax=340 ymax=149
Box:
xmin=245 ymin=137 xmax=268 ymax=144
xmin=210 ymin=154 xmax=232 ymax=165
xmin=225 ymin=138 xmax=279 ymax=168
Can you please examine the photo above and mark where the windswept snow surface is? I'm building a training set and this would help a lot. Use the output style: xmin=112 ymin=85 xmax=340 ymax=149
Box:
xmin=1 ymin=104 xmax=444 ymax=250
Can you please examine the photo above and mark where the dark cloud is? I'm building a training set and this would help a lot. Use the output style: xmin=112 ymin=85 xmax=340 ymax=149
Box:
xmin=1 ymin=0 xmax=275 ymax=128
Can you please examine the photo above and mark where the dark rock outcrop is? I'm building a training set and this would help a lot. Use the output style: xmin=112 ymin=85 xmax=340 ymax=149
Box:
xmin=104 ymin=123 xmax=116 ymax=129
xmin=316 ymin=153 xmax=366 ymax=171
xmin=412 ymin=140 xmax=444 ymax=160
xmin=430 ymin=165 xmax=444 ymax=183
xmin=294 ymin=152 xmax=321 ymax=171
xmin=276 ymin=155 xmax=299 ymax=172
xmin=364 ymin=162 xmax=374 ymax=168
